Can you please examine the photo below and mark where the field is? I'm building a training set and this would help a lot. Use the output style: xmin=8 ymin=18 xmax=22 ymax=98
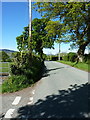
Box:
xmin=0 ymin=62 xmax=12 ymax=73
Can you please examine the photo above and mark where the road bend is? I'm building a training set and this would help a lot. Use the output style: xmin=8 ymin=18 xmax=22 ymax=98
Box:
xmin=0 ymin=61 xmax=89 ymax=119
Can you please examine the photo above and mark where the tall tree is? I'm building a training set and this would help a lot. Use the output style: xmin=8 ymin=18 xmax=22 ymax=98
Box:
xmin=45 ymin=21 xmax=70 ymax=60
xmin=16 ymin=18 xmax=55 ymax=61
xmin=32 ymin=18 xmax=55 ymax=61
xmin=16 ymin=26 xmax=29 ymax=52
xmin=33 ymin=2 xmax=90 ymax=61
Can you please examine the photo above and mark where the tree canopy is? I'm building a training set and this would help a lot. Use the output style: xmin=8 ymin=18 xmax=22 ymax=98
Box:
xmin=16 ymin=26 xmax=29 ymax=52
xmin=33 ymin=2 xmax=90 ymax=61
xmin=32 ymin=18 xmax=55 ymax=59
xmin=16 ymin=18 xmax=56 ymax=61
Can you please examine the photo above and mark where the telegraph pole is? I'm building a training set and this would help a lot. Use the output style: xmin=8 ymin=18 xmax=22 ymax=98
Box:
xmin=28 ymin=0 xmax=32 ymax=61
xmin=58 ymin=42 xmax=61 ymax=61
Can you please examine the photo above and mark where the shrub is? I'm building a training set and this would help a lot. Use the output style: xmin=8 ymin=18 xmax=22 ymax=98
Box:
xmin=2 ymin=75 xmax=33 ymax=93
xmin=83 ymin=54 xmax=90 ymax=64
xmin=10 ymin=64 xmax=24 ymax=75
xmin=68 ymin=52 xmax=77 ymax=62
xmin=10 ymin=57 xmax=43 ymax=81
xmin=62 ymin=52 xmax=77 ymax=62
xmin=51 ymin=56 xmax=58 ymax=61
xmin=63 ymin=54 xmax=69 ymax=61
xmin=2 ymin=52 xmax=44 ymax=93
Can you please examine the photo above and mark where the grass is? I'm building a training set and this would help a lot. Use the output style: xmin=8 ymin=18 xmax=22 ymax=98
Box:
xmin=1 ymin=75 xmax=33 ymax=93
xmin=0 ymin=68 xmax=9 ymax=72
xmin=0 ymin=62 xmax=9 ymax=67
xmin=57 ymin=60 xmax=90 ymax=72
xmin=0 ymin=62 xmax=12 ymax=72
xmin=0 ymin=85 xmax=2 ymax=93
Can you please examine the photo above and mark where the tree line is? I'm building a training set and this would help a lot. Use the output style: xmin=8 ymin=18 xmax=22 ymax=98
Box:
xmin=16 ymin=2 xmax=90 ymax=63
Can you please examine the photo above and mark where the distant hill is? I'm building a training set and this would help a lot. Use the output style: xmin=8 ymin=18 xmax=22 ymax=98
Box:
xmin=0 ymin=49 xmax=16 ymax=53
xmin=0 ymin=49 xmax=17 ymax=60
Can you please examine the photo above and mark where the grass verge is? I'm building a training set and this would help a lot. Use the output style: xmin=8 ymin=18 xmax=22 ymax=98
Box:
xmin=57 ymin=60 xmax=90 ymax=72
xmin=1 ymin=75 xmax=34 ymax=93
xmin=0 ymin=61 xmax=44 ymax=93
xmin=0 ymin=85 xmax=2 ymax=93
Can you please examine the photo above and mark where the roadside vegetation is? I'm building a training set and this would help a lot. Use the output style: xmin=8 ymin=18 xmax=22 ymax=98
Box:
xmin=1 ymin=18 xmax=54 ymax=93
xmin=46 ymin=52 xmax=90 ymax=72
xmin=33 ymin=2 xmax=90 ymax=72
xmin=58 ymin=61 xmax=90 ymax=72
xmin=0 ymin=51 xmax=12 ymax=62
xmin=1 ymin=53 xmax=45 ymax=93
xmin=0 ymin=51 xmax=12 ymax=73
xmin=1 ymin=54 xmax=44 ymax=93
xmin=1 ymin=2 xmax=90 ymax=93
xmin=57 ymin=52 xmax=90 ymax=72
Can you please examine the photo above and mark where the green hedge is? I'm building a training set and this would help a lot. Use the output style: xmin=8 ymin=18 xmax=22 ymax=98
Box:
xmin=63 ymin=54 xmax=69 ymax=61
xmin=62 ymin=52 xmax=90 ymax=63
xmin=1 ymin=52 xmax=44 ymax=93
xmin=83 ymin=54 xmax=90 ymax=64
xmin=10 ymin=55 xmax=43 ymax=82
xmin=2 ymin=75 xmax=32 ymax=93
xmin=63 ymin=52 xmax=77 ymax=62
xmin=68 ymin=52 xmax=77 ymax=62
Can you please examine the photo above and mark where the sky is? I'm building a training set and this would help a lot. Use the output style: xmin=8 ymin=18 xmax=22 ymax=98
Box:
xmin=2 ymin=2 xmax=29 ymax=51
xmin=1 ymin=2 xmax=88 ymax=54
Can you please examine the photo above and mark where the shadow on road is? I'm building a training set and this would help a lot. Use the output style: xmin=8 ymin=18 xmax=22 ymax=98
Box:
xmin=42 ymin=66 xmax=65 ymax=77
xmin=13 ymin=83 xmax=90 ymax=119
xmin=47 ymin=67 xmax=65 ymax=72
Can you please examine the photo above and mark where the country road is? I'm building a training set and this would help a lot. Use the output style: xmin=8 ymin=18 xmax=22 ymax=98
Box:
xmin=0 ymin=61 xmax=90 ymax=119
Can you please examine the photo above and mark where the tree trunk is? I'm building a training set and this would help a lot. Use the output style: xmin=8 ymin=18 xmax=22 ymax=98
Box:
xmin=77 ymin=44 xmax=86 ymax=62
xmin=40 ymin=49 xmax=44 ymax=62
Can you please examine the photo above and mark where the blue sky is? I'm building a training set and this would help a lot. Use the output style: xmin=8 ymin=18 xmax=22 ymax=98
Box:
xmin=2 ymin=2 xmax=29 ymax=51
xmin=1 ymin=2 xmax=85 ymax=54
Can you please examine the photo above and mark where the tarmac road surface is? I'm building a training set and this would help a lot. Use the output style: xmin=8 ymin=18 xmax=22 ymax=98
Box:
xmin=0 ymin=61 xmax=89 ymax=119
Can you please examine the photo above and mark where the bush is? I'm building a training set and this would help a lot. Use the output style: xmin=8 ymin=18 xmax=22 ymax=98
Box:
xmin=63 ymin=52 xmax=77 ymax=62
xmin=83 ymin=54 xmax=90 ymax=64
xmin=2 ymin=75 xmax=33 ymax=93
xmin=51 ymin=56 xmax=58 ymax=61
xmin=2 ymin=52 xmax=44 ymax=93
xmin=68 ymin=52 xmax=77 ymax=62
xmin=10 ymin=65 xmax=24 ymax=75
xmin=63 ymin=54 xmax=69 ymax=61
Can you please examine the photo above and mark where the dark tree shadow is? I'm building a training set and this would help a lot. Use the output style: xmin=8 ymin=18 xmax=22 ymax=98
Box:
xmin=12 ymin=83 xmax=90 ymax=119
xmin=47 ymin=67 xmax=65 ymax=72
xmin=42 ymin=66 xmax=65 ymax=77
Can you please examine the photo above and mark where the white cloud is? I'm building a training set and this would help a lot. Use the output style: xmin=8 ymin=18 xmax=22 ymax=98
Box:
xmin=43 ymin=48 xmax=58 ymax=55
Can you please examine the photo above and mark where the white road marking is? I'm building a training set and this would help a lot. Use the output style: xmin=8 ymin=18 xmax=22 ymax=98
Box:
xmin=12 ymin=96 xmax=21 ymax=105
xmin=29 ymin=97 xmax=33 ymax=101
xmin=32 ymin=90 xmax=35 ymax=94
xmin=28 ymin=97 xmax=33 ymax=105
xmin=27 ymin=101 xmax=33 ymax=105
xmin=4 ymin=109 xmax=15 ymax=118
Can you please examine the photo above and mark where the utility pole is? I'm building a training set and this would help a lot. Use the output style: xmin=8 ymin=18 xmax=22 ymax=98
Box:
xmin=28 ymin=0 xmax=31 ymax=37
xmin=58 ymin=42 xmax=61 ymax=61
xmin=28 ymin=0 xmax=32 ymax=58
xmin=20 ymin=36 xmax=24 ymax=66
